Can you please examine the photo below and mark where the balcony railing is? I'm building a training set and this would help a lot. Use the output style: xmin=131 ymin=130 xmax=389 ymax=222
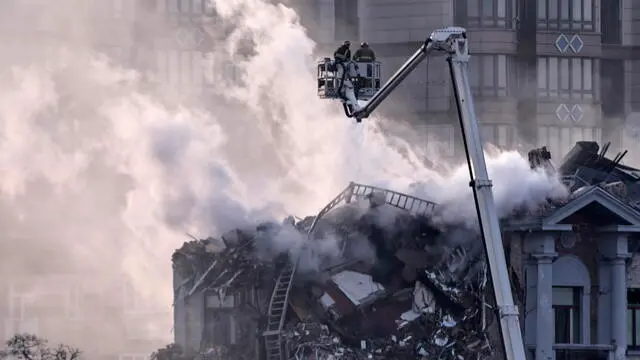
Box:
xmin=526 ymin=344 xmax=615 ymax=360
xmin=554 ymin=344 xmax=614 ymax=360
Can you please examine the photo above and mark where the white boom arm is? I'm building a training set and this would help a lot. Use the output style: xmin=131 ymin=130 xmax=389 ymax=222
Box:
xmin=347 ymin=27 xmax=526 ymax=360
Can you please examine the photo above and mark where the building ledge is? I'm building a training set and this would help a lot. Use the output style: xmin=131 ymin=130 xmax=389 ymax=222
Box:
xmin=602 ymin=44 xmax=640 ymax=60
xmin=628 ymin=349 xmax=640 ymax=356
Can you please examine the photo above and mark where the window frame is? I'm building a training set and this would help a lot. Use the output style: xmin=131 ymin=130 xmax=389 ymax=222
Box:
xmin=537 ymin=126 xmax=601 ymax=157
xmin=155 ymin=50 xmax=236 ymax=87
xmin=552 ymin=286 xmax=582 ymax=344
xmin=155 ymin=0 xmax=216 ymax=18
xmin=629 ymin=288 xmax=640 ymax=349
xmin=334 ymin=0 xmax=359 ymax=41
xmin=204 ymin=307 xmax=238 ymax=346
xmin=480 ymin=124 xmax=516 ymax=148
xmin=466 ymin=0 xmax=516 ymax=29
xmin=469 ymin=54 xmax=511 ymax=98
xmin=537 ymin=0 xmax=595 ymax=32
xmin=537 ymin=56 xmax=596 ymax=100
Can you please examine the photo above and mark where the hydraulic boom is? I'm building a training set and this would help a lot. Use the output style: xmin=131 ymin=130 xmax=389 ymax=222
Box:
xmin=344 ymin=27 xmax=527 ymax=360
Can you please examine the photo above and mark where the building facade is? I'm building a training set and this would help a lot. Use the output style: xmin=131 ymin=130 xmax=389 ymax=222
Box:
xmin=302 ymin=0 xmax=640 ymax=163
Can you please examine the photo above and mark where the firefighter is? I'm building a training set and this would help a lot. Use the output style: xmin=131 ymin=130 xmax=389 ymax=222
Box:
xmin=353 ymin=41 xmax=375 ymax=62
xmin=333 ymin=40 xmax=352 ymax=101
xmin=333 ymin=40 xmax=351 ymax=63
xmin=353 ymin=41 xmax=376 ymax=92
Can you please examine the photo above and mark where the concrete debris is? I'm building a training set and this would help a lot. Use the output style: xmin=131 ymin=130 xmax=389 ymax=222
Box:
xmin=173 ymin=197 xmax=492 ymax=359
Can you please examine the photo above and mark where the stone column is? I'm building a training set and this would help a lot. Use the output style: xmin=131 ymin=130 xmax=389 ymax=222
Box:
xmin=533 ymin=253 xmax=556 ymax=360
xmin=611 ymin=256 xmax=628 ymax=360
xmin=600 ymin=233 xmax=630 ymax=360
xmin=524 ymin=233 xmax=557 ymax=360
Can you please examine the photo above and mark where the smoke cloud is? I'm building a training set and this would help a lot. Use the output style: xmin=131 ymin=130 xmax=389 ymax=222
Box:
xmin=0 ymin=0 xmax=567 ymax=356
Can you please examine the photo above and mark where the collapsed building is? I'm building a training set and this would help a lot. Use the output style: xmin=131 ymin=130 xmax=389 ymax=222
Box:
xmin=172 ymin=142 xmax=640 ymax=360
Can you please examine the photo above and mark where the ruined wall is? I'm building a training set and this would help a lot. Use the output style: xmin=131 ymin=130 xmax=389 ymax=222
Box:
xmin=627 ymin=254 xmax=640 ymax=286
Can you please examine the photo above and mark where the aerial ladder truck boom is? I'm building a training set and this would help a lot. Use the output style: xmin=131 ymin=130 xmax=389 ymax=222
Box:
xmin=325 ymin=27 xmax=527 ymax=360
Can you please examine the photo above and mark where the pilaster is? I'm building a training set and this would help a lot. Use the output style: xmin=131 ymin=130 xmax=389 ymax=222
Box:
xmin=533 ymin=252 xmax=557 ymax=360
xmin=599 ymin=233 xmax=630 ymax=360
xmin=523 ymin=233 xmax=557 ymax=360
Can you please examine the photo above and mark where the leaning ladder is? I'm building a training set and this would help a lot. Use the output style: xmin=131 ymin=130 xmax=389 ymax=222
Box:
xmin=263 ymin=261 xmax=297 ymax=360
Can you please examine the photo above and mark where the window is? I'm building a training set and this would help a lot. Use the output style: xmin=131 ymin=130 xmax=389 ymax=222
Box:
xmin=467 ymin=0 xmax=516 ymax=28
xmin=601 ymin=0 xmax=621 ymax=44
xmin=204 ymin=309 xmax=237 ymax=345
xmin=553 ymin=286 xmax=582 ymax=344
xmin=122 ymin=281 xmax=147 ymax=314
xmin=469 ymin=54 xmax=510 ymax=97
xmin=334 ymin=0 xmax=358 ymax=41
xmin=421 ymin=125 xmax=455 ymax=158
xmin=20 ymin=293 xmax=70 ymax=319
xmin=629 ymin=289 xmax=640 ymax=349
xmin=206 ymin=294 xmax=235 ymax=308
xmin=119 ymin=354 xmax=148 ymax=360
xmin=155 ymin=50 xmax=238 ymax=87
xmin=537 ymin=57 xmax=596 ymax=100
xmin=537 ymin=0 xmax=594 ymax=31
xmin=537 ymin=126 xmax=601 ymax=158
xmin=629 ymin=236 xmax=640 ymax=254
xmin=159 ymin=0 xmax=211 ymax=15
xmin=481 ymin=124 xmax=516 ymax=148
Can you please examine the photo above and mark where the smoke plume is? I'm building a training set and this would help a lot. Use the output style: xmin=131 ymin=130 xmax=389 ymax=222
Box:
xmin=0 ymin=0 xmax=567 ymax=355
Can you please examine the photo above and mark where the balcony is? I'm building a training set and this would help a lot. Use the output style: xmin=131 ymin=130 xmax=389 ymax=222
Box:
xmin=554 ymin=344 xmax=614 ymax=360
xmin=527 ymin=344 xmax=615 ymax=360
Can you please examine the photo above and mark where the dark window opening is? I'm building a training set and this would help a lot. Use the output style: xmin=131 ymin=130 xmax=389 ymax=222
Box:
xmin=553 ymin=286 xmax=582 ymax=344
xmin=468 ymin=54 xmax=511 ymax=97
xmin=601 ymin=59 xmax=624 ymax=117
xmin=601 ymin=0 xmax=621 ymax=44
xmin=537 ymin=0 xmax=595 ymax=32
xmin=466 ymin=0 xmax=515 ymax=29
xmin=204 ymin=309 xmax=235 ymax=346
xmin=537 ymin=57 xmax=596 ymax=100
xmin=628 ymin=288 xmax=640 ymax=349
xmin=334 ymin=0 xmax=359 ymax=41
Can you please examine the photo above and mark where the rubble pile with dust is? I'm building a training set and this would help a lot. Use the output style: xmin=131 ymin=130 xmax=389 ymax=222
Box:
xmin=174 ymin=195 xmax=493 ymax=359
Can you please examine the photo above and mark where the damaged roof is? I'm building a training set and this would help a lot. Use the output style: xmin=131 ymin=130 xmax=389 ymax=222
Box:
xmin=512 ymin=141 xmax=640 ymax=230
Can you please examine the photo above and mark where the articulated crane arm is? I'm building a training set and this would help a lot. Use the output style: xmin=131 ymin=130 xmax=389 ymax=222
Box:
xmin=348 ymin=26 xmax=527 ymax=360
xmin=345 ymin=27 xmax=460 ymax=121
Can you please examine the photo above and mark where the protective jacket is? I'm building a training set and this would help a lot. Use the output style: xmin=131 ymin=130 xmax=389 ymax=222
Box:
xmin=334 ymin=44 xmax=351 ymax=61
xmin=353 ymin=47 xmax=375 ymax=61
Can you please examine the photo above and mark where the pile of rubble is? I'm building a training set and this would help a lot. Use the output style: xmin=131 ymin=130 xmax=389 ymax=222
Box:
xmin=173 ymin=194 xmax=494 ymax=359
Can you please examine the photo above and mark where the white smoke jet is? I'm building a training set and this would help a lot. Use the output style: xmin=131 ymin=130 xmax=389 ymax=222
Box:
xmin=0 ymin=0 xmax=568 ymax=355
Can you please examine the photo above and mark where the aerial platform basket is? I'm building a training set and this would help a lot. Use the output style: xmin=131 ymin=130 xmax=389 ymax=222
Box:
xmin=316 ymin=57 xmax=381 ymax=101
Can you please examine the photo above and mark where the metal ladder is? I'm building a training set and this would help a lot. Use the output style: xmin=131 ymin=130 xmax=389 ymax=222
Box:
xmin=349 ymin=182 xmax=437 ymax=216
xmin=263 ymin=262 xmax=297 ymax=360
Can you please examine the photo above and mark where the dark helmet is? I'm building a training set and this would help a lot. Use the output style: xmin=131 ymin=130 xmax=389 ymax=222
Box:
xmin=360 ymin=41 xmax=369 ymax=48
xmin=344 ymin=40 xmax=351 ymax=46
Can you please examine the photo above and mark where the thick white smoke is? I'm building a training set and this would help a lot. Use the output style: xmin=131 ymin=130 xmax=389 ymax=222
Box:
xmin=0 ymin=0 xmax=567 ymax=355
